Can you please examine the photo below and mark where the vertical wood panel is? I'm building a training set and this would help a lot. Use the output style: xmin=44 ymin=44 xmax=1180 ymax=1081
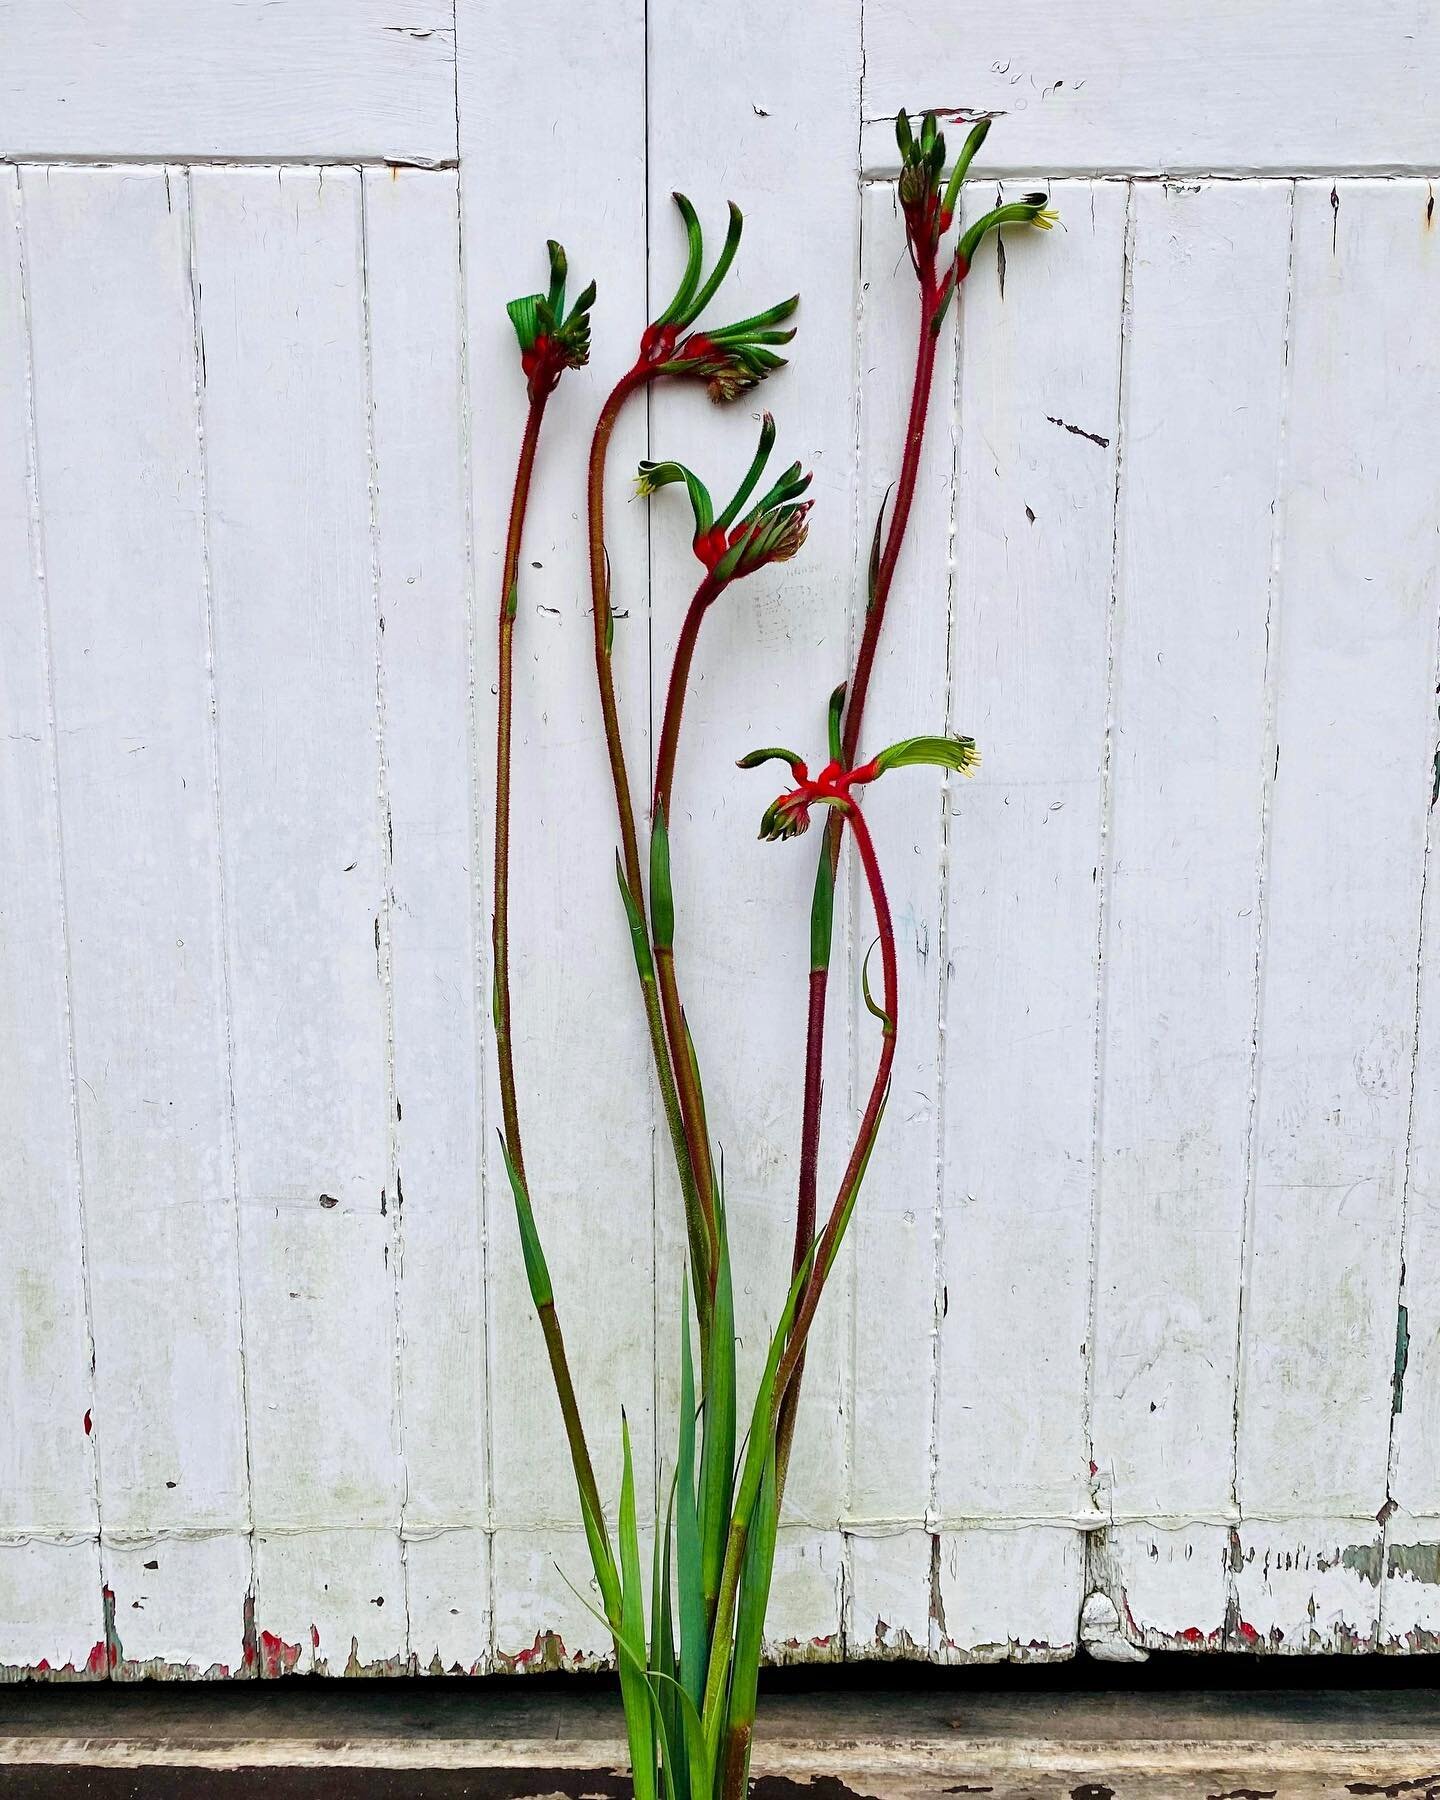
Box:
xmin=191 ymin=166 xmax=403 ymax=1668
xmin=1387 ymin=783 xmax=1440 ymax=1647
xmin=1092 ymin=180 xmax=1294 ymax=1642
xmin=0 ymin=164 xmax=104 ymax=1674
xmin=1234 ymin=178 xmax=1440 ymax=1652
xmin=456 ymin=0 xmax=653 ymax=1663
xmin=20 ymin=164 xmax=251 ymax=1668
xmin=936 ymin=179 xmax=1127 ymax=1652
xmin=645 ymin=0 xmax=863 ymax=1653
xmin=360 ymin=166 xmax=487 ymax=1671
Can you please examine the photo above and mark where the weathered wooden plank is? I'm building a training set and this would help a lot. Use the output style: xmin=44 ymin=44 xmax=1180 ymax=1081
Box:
xmin=1233 ymin=178 xmax=1440 ymax=1652
xmin=1091 ymin=180 xmax=1294 ymax=1645
xmin=252 ymin=1530 xmax=408 ymax=1674
xmin=107 ymin=1536 xmax=251 ymax=1680
xmin=1372 ymin=178 xmax=1440 ymax=1655
xmin=645 ymin=0 xmax=863 ymax=1660
xmin=935 ymin=180 xmax=1127 ymax=1638
xmin=0 ymin=1539 xmax=105 ymax=1680
xmin=0 ymin=167 xmax=102 ymax=1660
xmin=0 ymin=0 xmax=456 ymax=164
xmin=359 ymin=167 xmax=484 ymax=1666
xmin=190 ymin=169 xmax=402 ymax=1661
xmin=405 ymin=1528 xmax=491 ymax=1674
xmin=19 ymin=164 xmax=252 ymax=1676
xmin=859 ymin=1 xmax=1440 ymax=176
xmin=455 ymin=0 xmax=654 ymax=1657
xmin=935 ymin=1525 xmax=1084 ymax=1660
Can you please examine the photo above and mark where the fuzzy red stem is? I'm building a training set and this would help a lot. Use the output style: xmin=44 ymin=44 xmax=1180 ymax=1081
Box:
xmin=588 ymin=363 xmax=650 ymax=909
xmin=777 ymin=260 xmax=942 ymax=1486
xmin=707 ymin=798 xmax=897 ymax=1681
xmin=494 ymin=393 xmax=547 ymax=1182
xmin=653 ymin=572 xmax=720 ymax=828
xmin=778 ymin=803 xmax=896 ymax=1401
xmin=493 ymin=388 xmax=607 ymax=1539
xmin=652 ymin=574 xmax=724 ymax=1281
xmin=843 ymin=263 xmax=940 ymax=763
xmin=587 ymin=363 xmax=716 ymax=1326
xmin=791 ymin=259 xmax=939 ymax=1266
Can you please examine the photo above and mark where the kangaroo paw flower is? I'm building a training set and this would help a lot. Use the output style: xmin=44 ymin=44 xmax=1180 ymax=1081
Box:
xmin=742 ymin=723 xmax=979 ymax=842
xmin=506 ymin=239 xmax=597 ymax=400
xmin=638 ymin=195 xmax=799 ymax=399
xmin=637 ymin=414 xmax=812 ymax=584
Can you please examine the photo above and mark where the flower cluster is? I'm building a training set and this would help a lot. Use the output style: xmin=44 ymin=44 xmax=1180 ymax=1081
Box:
xmin=506 ymin=240 xmax=596 ymax=401
xmin=894 ymin=110 xmax=1057 ymax=331
xmin=741 ymin=726 xmax=980 ymax=842
xmin=638 ymin=195 xmax=799 ymax=402
xmin=636 ymin=413 xmax=811 ymax=583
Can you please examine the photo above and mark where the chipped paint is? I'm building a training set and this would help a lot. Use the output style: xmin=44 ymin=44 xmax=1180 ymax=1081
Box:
xmin=1393 ymin=1303 xmax=1411 ymax=1413
xmin=1341 ymin=1543 xmax=1384 ymax=1587
xmin=1387 ymin=1543 xmax=1440 ymax=1585
xmin=258 ymin=1629 xmax=302 ymax=1679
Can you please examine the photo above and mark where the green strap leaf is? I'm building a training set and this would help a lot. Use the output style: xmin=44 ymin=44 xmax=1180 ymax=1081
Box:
xmin=724 ymin=1442 xmax=778 ymax=1798
xmin=809 ymin=851 xmax=835 ymax=976
xmin=619 ymin=1414 xmax=658 ymax=1800
xmin=650 ymin=807 xmax=675 ymax=952
xmin=676 ymin=1273 xmax=706 ymax=1716
xmin=498 ymin=1132 xmax=552 ymax=1310
xmin=701 ymin=1241 xmax=817 ymax=1753
xmin=827 ymin=683 xmax=847 ymax=763
xmin=616 ymin=852 xmax=656 ymax=982
xmin=577 ymin=1482 xmax=621 ymax=1622
xmin=860 ymin=939 xmax=892 ymax=1031
xmin=698 ymin=1203 xmax=736 ymax=1620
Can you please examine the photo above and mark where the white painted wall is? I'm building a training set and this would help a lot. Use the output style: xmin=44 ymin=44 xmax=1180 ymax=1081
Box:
xmin=1 ymin=0 xmax=1437 ymax=1676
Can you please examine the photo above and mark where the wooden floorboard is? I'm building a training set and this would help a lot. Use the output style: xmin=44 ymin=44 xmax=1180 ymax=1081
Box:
xmin=2 ymin=1682 xmax=1440 ymax=1796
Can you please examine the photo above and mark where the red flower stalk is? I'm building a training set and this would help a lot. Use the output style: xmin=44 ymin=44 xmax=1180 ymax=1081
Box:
xmin=699 ymin=717 xmax=978 ymax=1751
xmin=587 ymin=199 xmax=801 ymax=1336
xmin=777 ymin=111 xmax=1054 ymax=1492
xmin=636 ymin=419 xmax=814 ymax=1296
xmin=493 ymin=245 xmax=606 ymax=1543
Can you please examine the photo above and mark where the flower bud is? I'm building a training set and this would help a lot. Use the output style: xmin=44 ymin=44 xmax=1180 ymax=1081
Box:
xmin=506 ymin=238 xmax=596 ymax=401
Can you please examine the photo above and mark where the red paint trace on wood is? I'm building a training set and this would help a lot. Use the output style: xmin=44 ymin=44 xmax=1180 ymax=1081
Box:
xmin=259 ymin=1630 xmax=303 ymax=1678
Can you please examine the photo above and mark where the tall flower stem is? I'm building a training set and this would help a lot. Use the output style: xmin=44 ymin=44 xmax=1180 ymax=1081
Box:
xmin=588 ymin=367 xmax=717 ymax=1330
xmin=652 ymin=573 xmax=720 ymax=828
xmin=776 ymin=260 xmax=942 ymax=1487
xmin=494 ymin=397 xmax=545 ymax=1176
xmin=493 ymin=389 xmax=607 ymax=1539
xmin=703 ymin=797 xmax=897 ymax=1766
xmin=652 ymin=573 xmax=724 ymax=1279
